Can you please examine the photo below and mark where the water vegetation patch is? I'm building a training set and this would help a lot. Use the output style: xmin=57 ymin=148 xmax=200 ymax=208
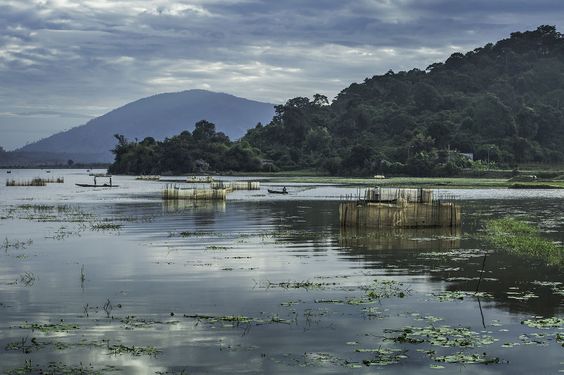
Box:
xmin=119 ymin=315 xmax=179 ymax=329
xmin=19 ymin=321 xmax=80 ymax=333
xmin=183 ymin=313 xmax=295 ymax=328
xmin=363 ymin=279 xmax=410 ymax=299
xmin=255 ymin=279 xmax=335 ymax=290
xmin=5 ymin=360 xmax=120 ymax=375
xmin=432 ymin=352 xmax=500 ymax=364
xmin=2 ymin=237 xmax=33 ymax=251
xmin=108 ymin=343 xmax=161 ymax=357
xmin=521 ymin=316 xmax=564 ymax=329
xmin=205 ymin=245 xmax=230 ymax=251
xmin=432 ymin=290 xmax=492 ymax=302
xmin=12 ymin=204 xmax=93 ymax=223
xmin=5 ymin=337 xmax=109 ymax=354
xmin=19 ymin=272 xmax=36 ymax=287
xmin=91 ymin=222 xmax=122 ymax=231
xmin=385 ymin=325 xmax=502 ymax=366
xmin=356 ymin=347 xmax=408 ymax=366
xmin=175 ymin=231 xmax=225 ymax=237
xmin=485 ymin=218 xmax=563 ymax=266
xmin=386 ymin=325 xmax=497 ymax=348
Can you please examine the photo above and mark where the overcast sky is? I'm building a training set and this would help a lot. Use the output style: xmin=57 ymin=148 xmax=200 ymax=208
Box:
xmin=1 ymin=0 xmax=563 ymax=150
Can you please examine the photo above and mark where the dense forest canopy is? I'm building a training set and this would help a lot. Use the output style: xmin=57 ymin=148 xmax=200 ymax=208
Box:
xmin=110 ymin=26 xmax=564 ymax=176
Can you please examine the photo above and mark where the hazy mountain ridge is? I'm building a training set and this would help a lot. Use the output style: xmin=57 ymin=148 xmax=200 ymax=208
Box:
xmin=15 ymin=90 xmax=275 ymax=163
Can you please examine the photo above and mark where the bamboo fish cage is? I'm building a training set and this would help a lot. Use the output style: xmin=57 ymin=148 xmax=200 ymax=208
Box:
xmin=162 ymin=184 xmax=227 ymax=200
xmin=6 ymin=176 xmax=63 ymax=186
xmin=339 ymin=188 xmax=460 ymax=229
xmin=210 ymin=181 xmax=260 ymax=190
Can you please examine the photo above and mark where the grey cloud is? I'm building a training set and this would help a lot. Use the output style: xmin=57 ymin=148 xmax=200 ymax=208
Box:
xmin=0 ymin=0 xmax=563 ymax=149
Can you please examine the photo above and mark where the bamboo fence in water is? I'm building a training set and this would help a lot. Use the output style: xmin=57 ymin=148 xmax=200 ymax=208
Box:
xmin=210 ymin=181 xmax=260 ymax=190
xmin=339 ymin=187 xmax=461 ymax=229
xmin=136 ymin=175 xmax=160 ymax=181
xmin=6 ymin=176 xmax=64 ymax=186
xmin=162 ymin=184 xmax=227 ymax=200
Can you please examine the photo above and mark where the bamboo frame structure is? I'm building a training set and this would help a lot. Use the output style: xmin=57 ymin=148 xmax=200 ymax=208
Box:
xmin=162 ymin=184 xmax=228 ymax=200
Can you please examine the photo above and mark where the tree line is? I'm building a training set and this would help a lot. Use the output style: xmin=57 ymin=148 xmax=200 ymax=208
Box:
xmin=110 ymin=25 xmax=564 ymax=176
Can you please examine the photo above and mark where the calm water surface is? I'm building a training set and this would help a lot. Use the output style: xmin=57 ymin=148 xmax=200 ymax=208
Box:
xmin=0 ymin=169 xmax=562 ymax=374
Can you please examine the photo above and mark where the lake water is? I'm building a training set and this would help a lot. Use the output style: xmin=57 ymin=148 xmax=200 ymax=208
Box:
xmin=0 ymin=169 xmax=562 ymax=374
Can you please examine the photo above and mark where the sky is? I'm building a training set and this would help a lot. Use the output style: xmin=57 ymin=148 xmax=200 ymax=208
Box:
xmin=1 ymin=0 xmax=563 ymax=150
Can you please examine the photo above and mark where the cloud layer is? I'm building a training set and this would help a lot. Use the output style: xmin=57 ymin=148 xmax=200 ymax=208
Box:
xmin=1 ymin=0 xmax=563 ymax=149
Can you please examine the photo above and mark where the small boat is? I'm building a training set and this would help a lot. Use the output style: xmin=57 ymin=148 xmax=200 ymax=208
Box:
xmin=76 ymin=175 xmax=117 ymax=187
xmin=268 ymin=188 xmax=288 ymax=194
xmin=6 ymin=170 xmax=11 ymax=174
xmin=75 ymin=183 xmax=118 ymax=188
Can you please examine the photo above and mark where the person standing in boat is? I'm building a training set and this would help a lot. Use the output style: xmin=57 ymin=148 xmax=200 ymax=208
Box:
xmin=282 ymin=186 xmax=287 ymax=193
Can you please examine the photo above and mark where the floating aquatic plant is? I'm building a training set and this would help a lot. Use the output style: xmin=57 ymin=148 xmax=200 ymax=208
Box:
xmin=521 ymin=316 xmax=564 ymax=329
xmin=386 ymin=325 xmax=497 ymax=348
xmin=432 ymin=352 xmax=500 ymax=364
xmin=19 ymin=321 xmax=80 ymax=333
xmin=431 ymin=290 xmax=473 ymax=302
xmin=91 ymin=222 xmax=122 ymax=231
xmin=485 ymin=218 xmax=563 ymax=267
xmin=108 ymin=343 xmax=161 ymax=357
xmin=6 ymin=361 xmax=119 ymax=375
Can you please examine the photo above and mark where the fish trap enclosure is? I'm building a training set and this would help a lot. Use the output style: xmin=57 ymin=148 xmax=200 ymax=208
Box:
xmin=339 ymin=188 xmax=460 ymax=229
xmin=210 ymin=181 xmax=260 ymax=190
xmin=6 ymin=178 xmax=47 ymax=187
xmin=187 ymin=176 xmax=214 ymax=183
xmin=162 ymin=184 xmax=228 ymax=200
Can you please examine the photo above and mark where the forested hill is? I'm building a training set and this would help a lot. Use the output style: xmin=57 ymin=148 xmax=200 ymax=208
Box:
xmin=244 ymin=25 xmax=564 ymax=175
xmin=110 ymin=26 xmax=564 ymax=176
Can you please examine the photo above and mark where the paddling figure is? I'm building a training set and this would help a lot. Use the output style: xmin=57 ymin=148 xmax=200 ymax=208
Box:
xmin=282 ymin=186 xmax=287 ymax=193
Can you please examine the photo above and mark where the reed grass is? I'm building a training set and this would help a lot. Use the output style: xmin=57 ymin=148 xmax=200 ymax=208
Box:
xmin=485 ymin=217 xmax=563 ymax=267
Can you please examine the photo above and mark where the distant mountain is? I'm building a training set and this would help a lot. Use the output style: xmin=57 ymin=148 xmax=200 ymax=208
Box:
xmin=17 ymin=90 xmax=276 ymax=163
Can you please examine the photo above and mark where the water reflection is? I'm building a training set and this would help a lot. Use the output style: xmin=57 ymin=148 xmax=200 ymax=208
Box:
xmin=162 ymin=199 xmax=226 ymax=214
xmin=1 ymin=181 xmax=563 ymax=374
xmin=339 ymin=227 xmax=461 ymax=251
